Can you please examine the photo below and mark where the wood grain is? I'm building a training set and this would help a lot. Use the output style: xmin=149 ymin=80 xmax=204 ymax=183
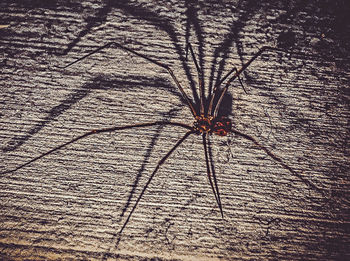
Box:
xmin=0 ymin=1 xmax=349 ymax=260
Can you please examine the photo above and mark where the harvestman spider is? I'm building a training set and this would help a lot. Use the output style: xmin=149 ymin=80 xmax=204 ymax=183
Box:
xmin=2 ymin=42 xmax=323 ymax=235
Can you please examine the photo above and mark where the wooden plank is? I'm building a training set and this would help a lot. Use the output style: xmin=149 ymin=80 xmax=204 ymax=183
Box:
xmin=0 ymin=1 xmax=349 ymax=260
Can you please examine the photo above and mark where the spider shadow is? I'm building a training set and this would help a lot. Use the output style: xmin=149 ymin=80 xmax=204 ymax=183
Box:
xmin=183 ymin=0 xmax=266 ymax=96
xmin=53 ymin=1 xmax=273 ymax=114
xmin=2 ymin=69 xmax=191 ymax=231
xmin=2 ymin=74 xmax=185 ymax=153
xmin=118 ymin=106 xmax=185 ymax=221
xmin=55 ymin=0 xmax=201 ymax=107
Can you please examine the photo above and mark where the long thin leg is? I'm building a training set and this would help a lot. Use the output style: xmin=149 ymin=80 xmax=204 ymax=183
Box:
xmin=208 ymin=67 xmax=245 ymax=116
xmin=212 ymin=46 xmax=318 ymax=117
xmin=118 ymin=130 xmax=194 ymax=235
xmin=218 ymin=67 xmax=244 ymax=88
xmin=1 ymin=121 xmax=192 ymax=176
xmin=231 ymin=128 xmax=325 ymax=196
xmin=207 ymin=134 xmax=224 ymax=218
xmin=202 ymin=134 xmax=224 ymax=217
xmin=212 ymin=83 xmax=230 ymax=118
xmin=187 ymin=43 xmax=205 ymax=115
xmin=58 ymin=42 xmax=198 ymax=117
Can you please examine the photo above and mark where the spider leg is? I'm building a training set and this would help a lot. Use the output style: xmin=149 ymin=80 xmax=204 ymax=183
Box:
xmin=212 ymin=47 xmax=275 ymax=117
xmin=118 ymin=130 xmax=194 ymax=235
xmin=187 ymin=43 xmax=205 ymax=115
xmin=212 ymin=46 xmax=318 ymax=117
xmin=58 ymin=42 xmax=198 ymax=117
xmin=231 ymin=128 xmax=325 ymax=196
xmin=208 ymin=67 xmax=245 ymax=116
xmin=203 ymin=134 xmax=224 ymax=218
xmin=217 ymin=67 xmax=245 ymax=93
xmin=1 ymin=121 xmax=192 ymax=176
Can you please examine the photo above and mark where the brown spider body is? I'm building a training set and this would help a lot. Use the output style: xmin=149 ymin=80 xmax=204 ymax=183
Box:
xmin=194 ymin=115 xmax=232 ymax=136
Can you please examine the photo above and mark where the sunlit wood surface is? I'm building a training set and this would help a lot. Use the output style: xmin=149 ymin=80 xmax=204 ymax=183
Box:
xmin=0 ymin=1 xmax=349 ymax=260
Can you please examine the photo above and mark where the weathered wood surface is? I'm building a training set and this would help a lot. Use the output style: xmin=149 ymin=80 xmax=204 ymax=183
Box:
xmin=0 ymin=1 xmax=349 ymax=260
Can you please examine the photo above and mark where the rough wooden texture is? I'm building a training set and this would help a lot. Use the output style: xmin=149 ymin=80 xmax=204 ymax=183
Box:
xmin=0 ymin=1 xmax=349 ymax=260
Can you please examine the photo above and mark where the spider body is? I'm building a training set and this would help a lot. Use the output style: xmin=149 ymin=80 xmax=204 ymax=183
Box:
xmin=194 ymin=115 xmax=231 ymax=136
